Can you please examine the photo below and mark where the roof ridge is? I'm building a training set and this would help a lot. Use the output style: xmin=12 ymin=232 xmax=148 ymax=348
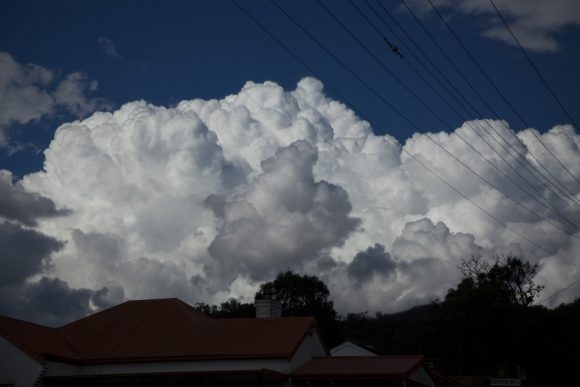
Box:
xmin=0 ymin=314 xmax=55 ymax=329
xmin=124 ymin=297 xmax=181 ymax=303
xmin=57 ymin=298 xmax=184 ymax=331
xmin=211 ymin=316 xmax=315 ymax=322
xmin=0 ymin=314 xmax=79 ymax=363
xmin=173 ymin=298 xmax=212 ymax=320
xmin=311 ymin=355 xmax=424 ymax=359
xmin=57 ymin=300 xmax=130 ymax=331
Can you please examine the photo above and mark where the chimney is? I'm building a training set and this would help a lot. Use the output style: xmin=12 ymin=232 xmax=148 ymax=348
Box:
xmin=255 ymin=298 xmax=282 ymax=318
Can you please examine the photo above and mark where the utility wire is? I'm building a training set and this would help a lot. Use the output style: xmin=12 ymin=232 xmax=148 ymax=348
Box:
xmin=383 ymin=35 xmax=403 ymax=58
xmin=399 ymin=0 xmax=580 ymax=213
xmin=489 ymin=0 xmax=580 ymax=144
xmin=366 ymin=0 xmax=580 ymax=308
xmin=233 ymin=0 xmax=579 ymax=307
xmin=315 ymin=0 xmax=578 ymax=235
xmin=373 ymin=0 xmax=580 ymax=215
xmin=401 ymin=0 xmax=580 ymax=208
xmin=356 ymin=0 xmax=578 ymax=228
xmin=424 ymin=0 xmax=580 ymax=198
xmin=372 ymin=0 xmax=481 ymax=116
xmin=538 ymin=275 xmax=580 ymax=305
xmin=253 ymin=0 xmax=580 ymax=256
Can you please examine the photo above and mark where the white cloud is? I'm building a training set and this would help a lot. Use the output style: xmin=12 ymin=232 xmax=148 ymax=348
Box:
xmin=207 ymin=140 xmax=360 ymax=284
xmin=0 ymin=169 xmax=105 ymax=325
xmin=12 ymin=77 xmax=580 ymax=320
xmin=53 ymin=72 xmax=102 ymax=117
xmin=407 ymin=0 xmax=580 ymax=52
xmin=0 ymin=169 xmax=70 ymax=226
xmin=0 ymin=51 xmax=105 ymax=148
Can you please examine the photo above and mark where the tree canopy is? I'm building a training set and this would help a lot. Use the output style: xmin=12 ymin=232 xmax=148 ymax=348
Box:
xmin=455 ymin=254 xmax=544 ymax=306
xmin=255 ymin=271 xmax=335 ymax=316
xmin=255 ymin=270 xmax=340 ymax=346
xmin=429 ymin=255 xmax=547 ymax=377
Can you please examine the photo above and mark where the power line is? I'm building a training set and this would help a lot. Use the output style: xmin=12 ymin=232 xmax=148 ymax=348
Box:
xmin=372 ymin=0 xmax=580 ymax=216
xmin=424 ymin=0 xmax=580 ymax=197
xmin=234 ymin=0 xmax=580 ymax=268
xmin=314 ymin=0 xmax=579 ymax=236
xmin=538 ymin=275 xmax=580 ymax=305
xmin=383 ymin=36 xmax=403 ymax=59
xmin=239 ymin=0 xmax=580 ymax=308
xmin=233 ymin=0 xmax=580 ymax=310
xmin=398 ymin=0 xmax=580 ymax=213
xmin=489 ymin=0 xmax=580 ymax=140
xmin=353 ymin=0 xmax=579 ymax=228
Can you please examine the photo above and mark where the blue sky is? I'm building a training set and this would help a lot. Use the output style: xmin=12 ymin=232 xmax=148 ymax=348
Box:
xmin=2 ymin=0 xmax=579 ymax=177
xmin=1 ymin=1 xmax=580 ymax=322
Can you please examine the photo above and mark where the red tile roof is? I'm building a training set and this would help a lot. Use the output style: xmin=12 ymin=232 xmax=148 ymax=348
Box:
xmin=0 ymin=315 xmax=77 ymax=363
xmin=291 ymin=356 xmax=425 ymax=379
xmin=0 ymin=298 xmax=317 ymax=364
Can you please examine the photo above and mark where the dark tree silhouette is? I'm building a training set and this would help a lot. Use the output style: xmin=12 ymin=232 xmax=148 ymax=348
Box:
xmin=458 ymin=254 xmax=544 ymax=306
xmin=193 ymin=298 xmax=254 ymax=318
xmin=218 ymin=298 xmax=255 ymax=318
xmin=255 ymin=270 xmax=341 ymax=346
xmin=430 ymin=255 xmax=545 ymax=377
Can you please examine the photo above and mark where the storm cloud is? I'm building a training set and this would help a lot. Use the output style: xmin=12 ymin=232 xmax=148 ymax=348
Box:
xmin=0 ymin=222 xmax=62 ymax=286
xmin=0 ymin=169 xmax=100 ymax=325
xmin=0 ymin=170 xmax=69 ymax=226
xmin=348 ymin=244 xmax=396 ymax=285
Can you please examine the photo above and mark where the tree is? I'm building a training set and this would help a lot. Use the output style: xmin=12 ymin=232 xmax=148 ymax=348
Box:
xmin=193 ymin=298 xmax=255 ymax=318
xmin=431 ymin=254 xmax=545 ymax=377
xmin=218 ymin=297 xmax=255 ymax=318
xmin=256 ymin=271 xmax=335 ymax=316
xmin=458 ymin=254 xmax=544 ymax=306
xmin=255 ymin=270 xmax=341 ymax=346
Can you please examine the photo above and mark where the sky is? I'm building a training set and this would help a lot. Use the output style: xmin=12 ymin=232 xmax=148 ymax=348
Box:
xmin=1 ymin=0 xmax=580 ymax=325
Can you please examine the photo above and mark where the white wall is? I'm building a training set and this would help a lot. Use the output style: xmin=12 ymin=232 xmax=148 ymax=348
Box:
xmin=330 ymin=341 xmax=377 ymax=357
xmin=0 ymin=336 xmax=43 ymax=387
xmin=44 ymin=359 xmax=297 ymax=387
xmin=43 ymin=361 xmax=78 ymax=376
xmin=289 ymin=329 xmax=327 ymax=370
xmin=409 ymin=366 xmax=436 ymax=387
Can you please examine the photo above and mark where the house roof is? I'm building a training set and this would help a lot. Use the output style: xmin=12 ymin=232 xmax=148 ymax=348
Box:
xmin=291 ymin=356 xmax=425 ymax=379
xmin=0 ymin=315 xmax=77 ymax=363
xmin=0 ymin=298 xmax=317 ymax=364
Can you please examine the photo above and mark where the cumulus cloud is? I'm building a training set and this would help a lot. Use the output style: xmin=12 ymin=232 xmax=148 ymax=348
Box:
xmin=0 ymin=170 xmax=69 ymax=226
xmin=406 ymin=0 xmax=580 ymax=52
xmin=348 ymin=244 xmax=396 ymax=285
xmin=0 ymin=222 xmax=62 ymax=286
xmin=208 ymin=141 xmax=359 ymax=283
xmin=326 ymin=218 xmax=487 ymax=312
xmin=0 ymin=51 xmax=106 ymax=148
xmin=0 ymin=169 xmax=99 ymax=325
xmin=9 ymin=77 xmax=579 ymax=322
xmin=14 ymin=278 xmax=95 ymax=326
xmin=0 ymin=220 xmax=101 ymax=326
